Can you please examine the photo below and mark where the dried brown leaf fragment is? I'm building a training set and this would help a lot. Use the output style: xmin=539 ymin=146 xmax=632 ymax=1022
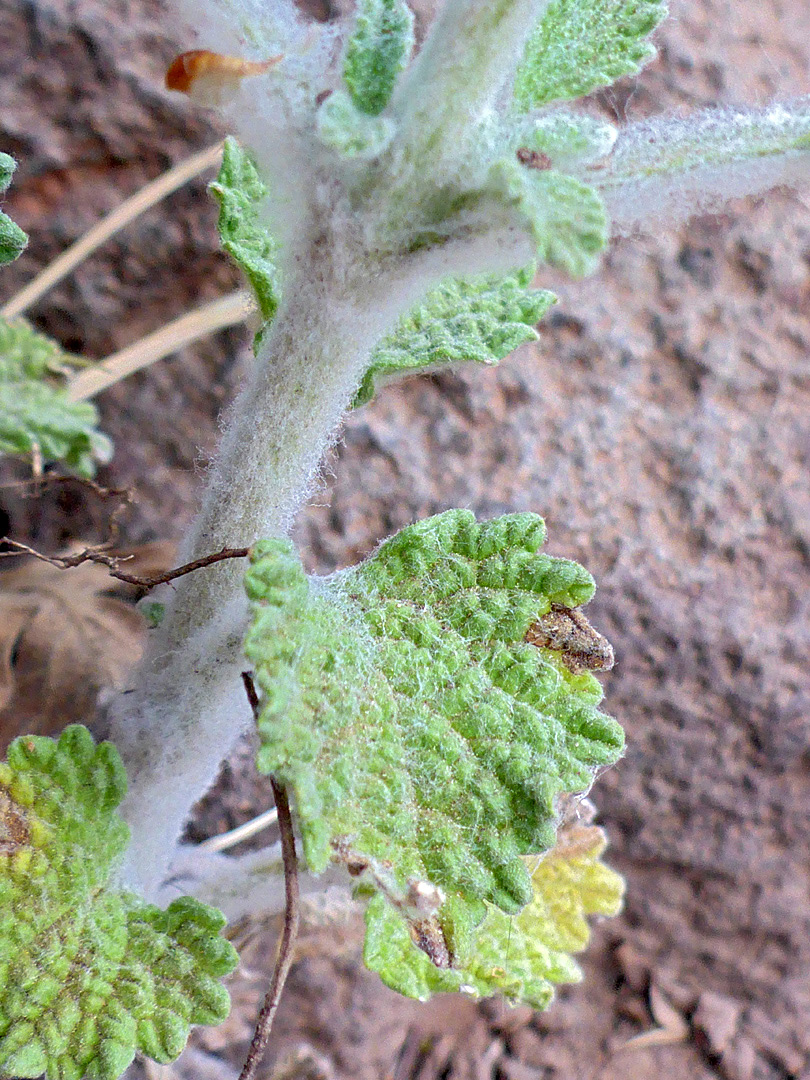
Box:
xmin=525 ymin=604 xmax=614 ymax=673
xmin=0 ymin=542 xmax=172 ymax=752
xmin=0 ymin=784 xmax=29 ymax=853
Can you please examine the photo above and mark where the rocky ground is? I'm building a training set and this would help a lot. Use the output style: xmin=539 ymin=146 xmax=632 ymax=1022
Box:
xmin=1 ymin=0 xmax=809 ymax=1078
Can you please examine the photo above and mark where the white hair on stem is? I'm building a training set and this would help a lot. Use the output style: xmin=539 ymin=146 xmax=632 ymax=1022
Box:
xmin=587 ymin=101 xmax=810 ymax=234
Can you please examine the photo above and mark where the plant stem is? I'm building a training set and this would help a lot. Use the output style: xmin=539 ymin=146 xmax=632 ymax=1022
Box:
xmin=67 ymin=289 xmax=253 ymax=401
xmin=1 ymin=143 xmax=223 ymax=320
xmin=110 ymin=249 xmax=402 ymax=899
xmin=361 ymin=0 xmax=548 ymax=265
xmin=153 ymin=254 xmax=403 ymax=650
xmin=238 ymin=673 xmax=299 ymax=1080
xmin=110 ymin=1 xmax=554 ymax=901
xmin=391 ymin=0 xmax=549 ymax=187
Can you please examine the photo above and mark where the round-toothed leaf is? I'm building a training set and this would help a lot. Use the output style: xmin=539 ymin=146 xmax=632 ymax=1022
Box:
xmin=0 ymin=726 xmax=238 ymax=1080
xmin=245 ymin=510 xmax=623 ymax=927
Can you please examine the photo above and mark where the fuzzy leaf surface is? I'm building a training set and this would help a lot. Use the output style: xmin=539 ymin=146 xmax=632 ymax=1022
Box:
xmin=245 ymin=510 xmax=624 ymax=922
xmin=0 ymin=317 xmax=80 ymax=383
xmin=0 ymin=726 xmax=238 ymax=1080
xmin=513 ymin=113 xmax=618 ymax=168
xmin=0 ymin=152 xmax=27 ymax=264
xmin=209 ymin=137 xmax=280 ymax=352
xmin=0 ymin=154 xmax=14 ymax=190
xmin=355 ymin=266 xmax=554 ymax=406
xmin=364 ymin=824 xmax=624 ymax=1006
xmin=0 ymin=213 xmax=27 ymax=265
xmin=317 ymin=90 xmax=397 ymax=160
xmin=493 ymin=163 xmax=608 ymax=278
xmin=344 ymin=0 xmax=414 ymax=115
xmin=514 ymin=0 xmax=667 ymax=110
xmin=0 ymin=319 xmax=111 ymax=475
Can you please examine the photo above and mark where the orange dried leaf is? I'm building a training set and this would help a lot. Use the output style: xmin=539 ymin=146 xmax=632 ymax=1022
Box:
xmin=165 ymin=51 xmax=283 ymax=103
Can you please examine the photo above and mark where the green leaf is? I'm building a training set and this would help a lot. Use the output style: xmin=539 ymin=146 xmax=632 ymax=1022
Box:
xmin=245 ymin=510 xmax=623 ymax=923
xmin=355 ymin=266 xmax=555 ymax=406
xmin=0 ymin=726 xmax=238 ymax=1080
xmin=0 ymin=153 xmax=15 ymax=191
xmin=0 ymin=319 xmax=111 ymax=476
xmin=317 ymin=89 xmax=398 ymax=160
xmin=492 ymin=162 xmax=608 ymax=277
xmin=0 ymin=317 xmax=79 ymax=382
xmin=0 ymin=152 xmax=28 ymax=264
xmin=514 ymin=0 xmax=667 ymax=111
xmin=209 ymin=137 xmax=280 ymax=353
xmin=364 ymin=823 xmax=624 ymax=1006
xmin=0 ymin=213 xmax=27 ymax=265
xmin=344 ymin=0 xmax=414 ymax=116
xmin=513 ymin=112 xmax=618 ymax=168
xmin=0 ymin=383 xmax=112 ymax=477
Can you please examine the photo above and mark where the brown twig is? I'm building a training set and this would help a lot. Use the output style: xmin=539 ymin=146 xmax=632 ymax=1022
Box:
xmin=0 ymin=536 xmax=249 ymax=590
xmin=239 ymin=671 xmax=300 ymax=1080
xmin=0 ymin=475 xmax=125 ymax=497
xmin=107 ymin=545 xmax=251 ymax=587
xmin=0 ymin=477 xmax=133 ymax=561
xmin=0 ymin=477 xmax=249 ymax=588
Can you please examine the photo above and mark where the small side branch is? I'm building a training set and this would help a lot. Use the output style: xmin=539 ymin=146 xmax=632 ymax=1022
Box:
xmin=109 ymin=546 xmax=251 ymax=588
xmin=239 ymin=672 xmax=300 ymax=1080
xmin=0 ymin=536 xmax=249 ymax=591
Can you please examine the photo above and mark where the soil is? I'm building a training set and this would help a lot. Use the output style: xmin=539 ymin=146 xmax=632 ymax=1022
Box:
xmin=1 ymin=1 xmax=810 ymax=1079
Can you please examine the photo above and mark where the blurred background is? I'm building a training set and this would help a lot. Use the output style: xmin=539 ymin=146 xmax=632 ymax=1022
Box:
xmin=1 ymin=1 xmax=809 ymax=1077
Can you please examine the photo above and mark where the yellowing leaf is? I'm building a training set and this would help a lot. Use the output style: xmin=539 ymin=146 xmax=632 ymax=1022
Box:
xmin=0 ymin=726 xmax=238 ymax=1080
xmin=364 ymin=823 xmax=624 ymax=1008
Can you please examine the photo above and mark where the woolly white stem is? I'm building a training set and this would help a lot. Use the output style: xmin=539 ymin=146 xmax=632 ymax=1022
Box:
xmin=155 ymin=844 xmax=352 ymax=923
xmin=365 ymin=0 xmax=550 ymax=254
xmin=111 ymin=235 xmax=489 ymax=900
xmin=110 ymin=252 xmax=393 ymax=898
xmin=114 ymin=239 xmax=549 ymax=903
xmin=392 ymin=0 xmax=549 ymax=176
xmin=591 ymin=102 xmax=810 ymax=235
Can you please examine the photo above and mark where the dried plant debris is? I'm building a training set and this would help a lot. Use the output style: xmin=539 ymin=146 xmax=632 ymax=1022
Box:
xmin=526 ymin=604 xmax=614 ymax=673
xmin=0 ymin=542 xmax=172 ymax=751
